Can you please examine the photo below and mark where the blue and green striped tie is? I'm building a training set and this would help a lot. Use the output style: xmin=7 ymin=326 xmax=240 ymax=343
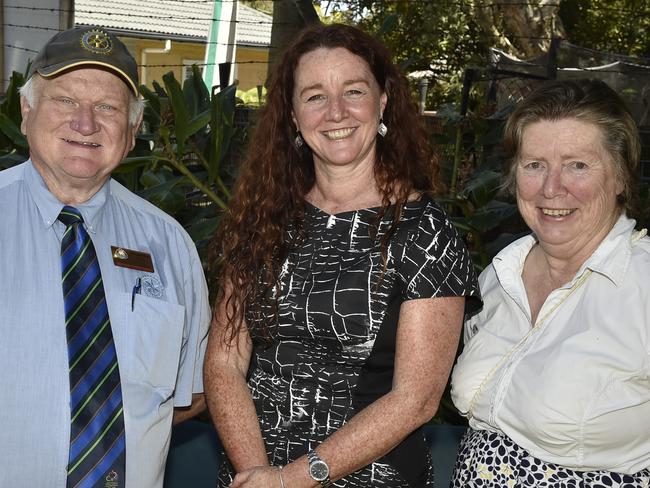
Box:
xmin=59 ymin=206 xmax=126 ymax=488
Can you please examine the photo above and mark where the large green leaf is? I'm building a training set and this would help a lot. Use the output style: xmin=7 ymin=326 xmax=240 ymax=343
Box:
xmin=140 ymin=168 xmax=177 ymax=187
xmin=487 ymin=104 xmax=515 ymax=121
xmin=151 ymin=80 xmax=167 ymax=98
xmin=162 ymin=71 xmax=212 ymax=156
xmin=208 ymin=84 xmax=237 ymax=184
xmin=183 ymin=64 xmax=211 ymax=119
xmin=458 ymin=170 xmax=502 ymax=208
xmin=0 ymin=113 xmax=28 ymax=149
xmin=139 ymin=84 xmax=165 ymax=137
xmin=467 ymin=200 xmax=518 ymax=232
xmin=139 ymin=84 xmax=162 ymax=119
xmin=0 ymin=71 xmax=29 ymax=165
xmin=138 ymin=171 xmax=187 ymax=213
xmin=0 ymin=152 xmax=27 ymax=170
xmin=475 ymin=121 xmax=505 ymax=147
xmin=115 ymin=155 xmax=157 ymax=173
xmin=484 ymin=232 xmax=528 ymax=258
xmin=163 ymin=72 xmax=191 ymax=154
xmin=186 ymin=111 xmax=212 ymax=139
xmin=186 ymin=215 xmax=220 ymax=247
xmin=448 ymin=216 xmax=473 ymax=237
xmin=1 ymin=71 xmax=25 ymax=126
xmin=377 ymin=14 xmax=399 ymax=37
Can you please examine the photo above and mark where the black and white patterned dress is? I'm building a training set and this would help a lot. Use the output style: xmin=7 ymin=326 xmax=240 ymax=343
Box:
xmin=218 ymin=195 xmax=480 ymax=487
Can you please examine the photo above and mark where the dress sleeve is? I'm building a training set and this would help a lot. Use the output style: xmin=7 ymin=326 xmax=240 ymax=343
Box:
xmin=397 ymin=202 xmax=480 ymax=310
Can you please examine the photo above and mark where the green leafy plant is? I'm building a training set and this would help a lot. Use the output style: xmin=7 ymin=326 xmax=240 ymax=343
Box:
xmin=113 ymin=66 xmax=243 ymax=255
xmin=434 ymin=104 xmax=524 ymax=273
xmin=0 ymin=71 xmax=29 ymax=169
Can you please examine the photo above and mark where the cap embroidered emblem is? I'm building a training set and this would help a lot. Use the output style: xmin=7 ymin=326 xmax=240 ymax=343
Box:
xmin=80 ymin=29 xmax=113 ymax=54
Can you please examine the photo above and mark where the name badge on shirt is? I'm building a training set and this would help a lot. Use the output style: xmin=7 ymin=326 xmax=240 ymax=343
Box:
xmin=111 ymin=246 xmax=155 ymax=272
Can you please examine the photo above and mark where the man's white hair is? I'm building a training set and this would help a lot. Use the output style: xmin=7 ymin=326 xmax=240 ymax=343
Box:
xmin=19 ymin=74 xmax=145 ymax=126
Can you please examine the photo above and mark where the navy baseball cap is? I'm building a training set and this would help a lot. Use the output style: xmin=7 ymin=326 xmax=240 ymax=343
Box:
xmin=28 ymin=25 xmax=139 ymax=96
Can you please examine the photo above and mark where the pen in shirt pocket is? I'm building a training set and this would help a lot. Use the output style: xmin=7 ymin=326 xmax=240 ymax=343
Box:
xmin=131 ymin=277 xmax=141 ymax=311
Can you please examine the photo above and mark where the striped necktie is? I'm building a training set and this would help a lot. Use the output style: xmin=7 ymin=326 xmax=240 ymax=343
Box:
xmin=58 ymin=206 xmax=126 ymax=488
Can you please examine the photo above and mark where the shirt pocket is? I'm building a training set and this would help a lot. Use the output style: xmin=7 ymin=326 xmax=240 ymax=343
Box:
xmin=117 ymin=291 xmax=185 ymax=394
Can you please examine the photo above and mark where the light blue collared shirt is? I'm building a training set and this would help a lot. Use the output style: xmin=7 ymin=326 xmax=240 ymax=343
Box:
xmin=0 ymin=161 xmax=211 ymax=487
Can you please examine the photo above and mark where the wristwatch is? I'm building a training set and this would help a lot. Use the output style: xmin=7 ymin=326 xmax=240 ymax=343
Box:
xmin=307 ymin=449 xmax=332 ymax=487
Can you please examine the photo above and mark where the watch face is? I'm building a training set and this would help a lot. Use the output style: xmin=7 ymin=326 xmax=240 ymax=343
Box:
xmin=309 ymin=460 xmax=329 ymax=481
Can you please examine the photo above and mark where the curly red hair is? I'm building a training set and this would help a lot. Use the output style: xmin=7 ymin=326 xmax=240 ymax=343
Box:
xmin=211 ymin=23 xmax=442 ymax=342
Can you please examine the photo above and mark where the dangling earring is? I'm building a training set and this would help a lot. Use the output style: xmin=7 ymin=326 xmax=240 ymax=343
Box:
xmin=294 ymin=131 xmax=304 ymax=148
xmin=377 ymin=119 xmax=388 ymax=137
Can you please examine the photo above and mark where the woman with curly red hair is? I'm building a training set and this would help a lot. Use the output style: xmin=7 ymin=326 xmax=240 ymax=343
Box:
xmin=204 ymin=23 xmax=480 ymax=488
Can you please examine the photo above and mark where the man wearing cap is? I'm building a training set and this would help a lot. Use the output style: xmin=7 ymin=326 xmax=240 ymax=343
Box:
xmin=0 ymin=26 xmax=210 ymax=488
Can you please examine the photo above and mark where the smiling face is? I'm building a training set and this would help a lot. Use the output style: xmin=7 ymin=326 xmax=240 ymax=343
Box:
xmin=20 ymin=68 xmax=140 ymax=202
xmin=292 ymin=47 xmax=387 ymax=172
xmin=516 ymin=118 xmax=624 ymax=256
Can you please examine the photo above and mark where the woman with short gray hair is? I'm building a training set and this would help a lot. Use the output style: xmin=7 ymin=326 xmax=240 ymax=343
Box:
xmin=451 ymin=78 xmax=650 ymax=487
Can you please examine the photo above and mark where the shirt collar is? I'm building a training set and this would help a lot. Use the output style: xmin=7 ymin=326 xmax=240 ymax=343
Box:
xmin=582 ymin=213 xmax=638 ymax=286
xmin=492 ymin=233 xmax=536 ymax=299
xmin=24 ymin=160 xmax=110 ymax=232
xmin=493 ymin=214 xmax=639 ymax=289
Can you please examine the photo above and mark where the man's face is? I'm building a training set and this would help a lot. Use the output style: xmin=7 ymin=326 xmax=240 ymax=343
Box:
xmin=20 ymin=68 xmax=140 ymax=200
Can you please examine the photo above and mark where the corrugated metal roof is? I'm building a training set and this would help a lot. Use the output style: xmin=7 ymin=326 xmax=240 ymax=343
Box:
xmin=75 ymin=0 xmax=272 ymax=47
xmin=236 ymin=3 xmax=273 ymax=47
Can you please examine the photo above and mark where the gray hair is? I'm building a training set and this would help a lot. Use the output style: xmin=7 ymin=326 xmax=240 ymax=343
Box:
xmin=501 ymin=78 xmax=640 ymax=214
xmin=20 ymin=74 xmax=145 ymax=126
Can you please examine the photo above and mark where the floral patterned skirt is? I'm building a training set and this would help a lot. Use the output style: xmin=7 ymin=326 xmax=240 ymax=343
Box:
xmin=451 ymin=428 xmax=650 ymax=488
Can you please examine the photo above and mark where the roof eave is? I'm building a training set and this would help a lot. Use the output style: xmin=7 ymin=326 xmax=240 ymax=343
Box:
xmin=76 ymin=23 xmax=207 ymax=43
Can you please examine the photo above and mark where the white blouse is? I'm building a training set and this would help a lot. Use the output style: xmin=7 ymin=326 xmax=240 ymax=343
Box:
xmin=451 ymin=214 xmax=650 ymax=475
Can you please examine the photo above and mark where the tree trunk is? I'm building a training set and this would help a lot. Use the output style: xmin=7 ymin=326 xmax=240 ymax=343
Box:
xmin=473 ymin=0 xmax=566 ymax=59
xmin=266 ymin=0 xmax=320 ymax=83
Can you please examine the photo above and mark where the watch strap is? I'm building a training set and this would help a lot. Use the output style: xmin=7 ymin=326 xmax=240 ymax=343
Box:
xmin=307 ymin=450 xmax=332 ymax=487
